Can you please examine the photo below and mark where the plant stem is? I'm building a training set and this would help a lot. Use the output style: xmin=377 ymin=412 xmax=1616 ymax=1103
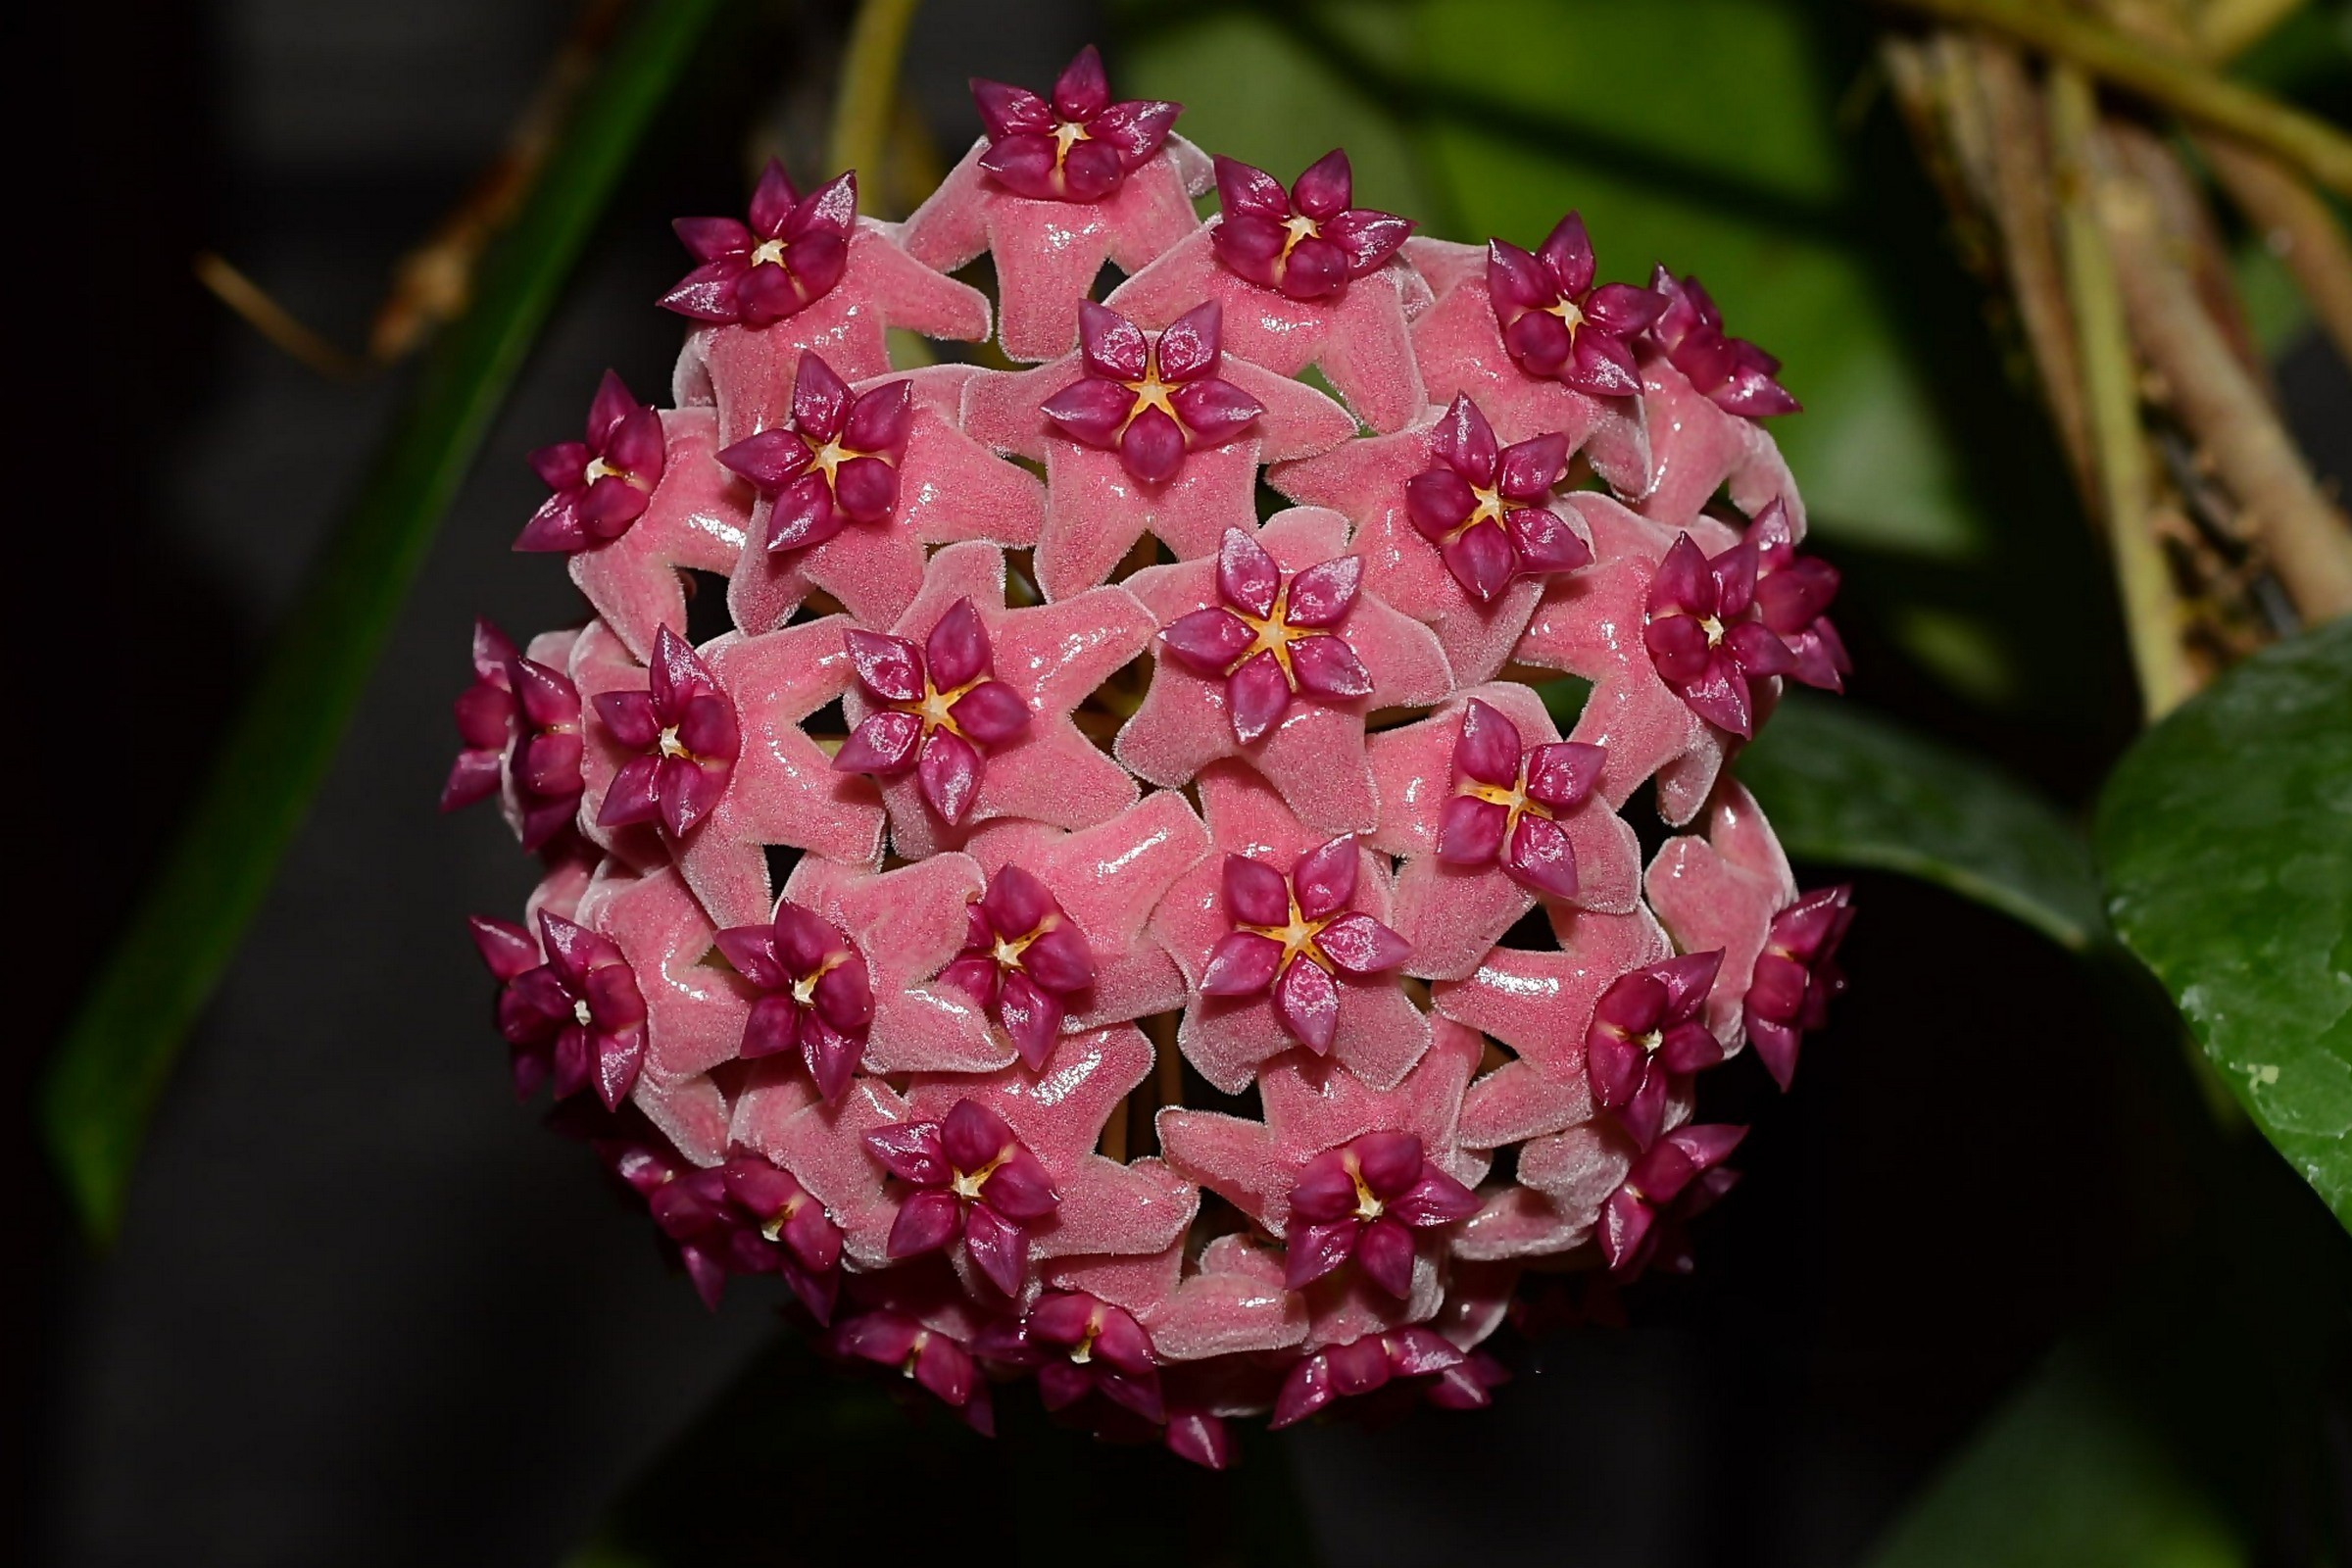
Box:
xmin=2198 ymin=0 xmax=2308 ymax=59
xmin=39 ymin=0 xmax=728 ymax=1243
xmin=1875 ymin=0 xmax=2352 ymax=197
xmin=2197 ymin=132 xmax=2352 ymax=371
xmin=826 ymin=0 xmax=923 ymax=208
xmin=2049 ymin=67 xmax=2201 ymax=717
xmin=2095 ymin=132 xmax=2352 ymax=623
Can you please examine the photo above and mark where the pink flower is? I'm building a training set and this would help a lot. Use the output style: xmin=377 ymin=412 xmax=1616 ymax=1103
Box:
xmin=1643 ymin=528 xmax=1798 ymax=739
xmin=714 ymin=352 xmax=911 ymax=554
xmin=515 ymin=370 xmax=668 ymax=553
xmin=1269 ymin=1328 xmax=1467 ymax=1428
xmin=977 ymin=1290 xmax=1164 ymax=1423
xmin=1041 ymin=301 xmax=1263 ymax=485
xmin=1118 ymin=510 xmax=1453 ymax=834
xmin=712 ymin=903 xmax=873 ymax=1102
xmin=1436 ymin=695 xmax=1606 ymax=901
xmin=1284 ymin=1132 xmax=1478 ymax=1297
xmin=1646 ymin=268 xmax=1799 ymax=418
xmin=1598 ymin=1122 xmax=1744 ymax=1274
xmin=440 ymin=618 xmax=520 ymax=812
xmin=1208 ymin=150 xmax=1411 ymax=302
xmin=1405 ymin=395 xmax=1592 ymax=602
xmin=1747 ymin=499 xmax=1849 ymax=693
xmin=1160 ymin=525 xmax=1372 ymax=746
xmin=835 ymin=596 xmax=1033 ymax=826
xmin=469 ymin=909 xmax=647 ymax=1110
xmin=939 ymin=864 xmax=1096 ymax=1070
xmin=1744 ymin=884 xmax=1854 ymax=1091
xmin=832 ymin=1307 xmax=991 ymax=1430
xmin=1200 ymin=835 xmax=1411 ymax=1054
xmin=623 ymin=1141 xmax=845 ymax=1321
xmin=865 ymin=1098 xmax=1060 ymax=1297
xmin=1487 ymin=212 xmax=1667 ymax=399
xmin=660 ymin=161 xmax=855 ymax=327
xmin=972 ymin=45 xmax=1179 ymax=204
xmin=1585 ymin=952 xmax=1728 ymax=1149
xmin=592 ymin=626 xmax=741 ymax=837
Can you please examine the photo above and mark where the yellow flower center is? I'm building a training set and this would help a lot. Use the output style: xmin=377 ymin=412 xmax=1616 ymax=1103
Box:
xmin=948 ymin=1147 xmax=1011 ymax=1202
xmin=1053 ymin=119 xmax=1091 ymax=166
xmin=1235 ymin=885 xmax=1340 ymax=977
xmin=1458 ymin=757 xmax=1556 ymax=842
xmin=750 ymin=236 xmax=789 ymax=268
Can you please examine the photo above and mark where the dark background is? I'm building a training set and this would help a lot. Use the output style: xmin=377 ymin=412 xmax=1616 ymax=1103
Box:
xmin=16 ymin=1 xmax=2348 ymax=1563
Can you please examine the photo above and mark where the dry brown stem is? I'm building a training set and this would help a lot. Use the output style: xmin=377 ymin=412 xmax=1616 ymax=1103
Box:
xmin=2198 ymin=132 xmax=2352 ymax=370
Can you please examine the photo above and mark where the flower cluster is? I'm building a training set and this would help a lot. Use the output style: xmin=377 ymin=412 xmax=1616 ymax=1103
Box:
xmin=452 ymin=45 xmax=1850 ymax=1465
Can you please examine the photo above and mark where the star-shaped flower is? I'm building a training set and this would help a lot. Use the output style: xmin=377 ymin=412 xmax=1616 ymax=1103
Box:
xmin=630 ymin=1144 xmax=845 ymax=1321
xmin=468 ymin=906 xmax=647 ymax=1112
xmin=1197 ymin=834 xmax=1413 ymax=1054
xmin=960 ymin=790 xmax=1209 ymax=1046
xmin=937 ymin=864 xmax=1094 ymax=1070
xmin=901 ymin=47 xmax=1205 ymax=362
xmin=898 ymin=1026 xmax=1199 ymax=1299
xmin=1645 ymin=267 xmax=1800 ymax=418
xmin=1365 ymin=684 xmax=1642 ymax=980
xmin=1041 ymin=301 xmax=1265 ymax=487
xmin=1510 ymin=496 xmax=1746 ymax=826
xmin=958 ymin=343 xmax=1357 ymax=602
xmin=661 ymin=161 xmax=856 ymax=328
xmin=1744 ymin=883 xmax=1854 ymax=1092
xmin=1156 ymin=1021 xmax=1483 ymax=1350
xmin=865 ymin=1098 xmax=1061 ymax=1297
xmin=668 ymin=616 xmax=886 ymax=929
xmin=1747 ymin=499 xmax=1848 ymax=693
xmin=837 ymin=595 xmax=1033 ymax=827
xmin=1149 ymin=760 xmax=1431 ymax=1093
xmin=723 ymin=363 xmax=1048 ymax=634
xmin=1598 ymin=1122 xmax=1743 ymax=1274
xmin=832 ymin=1304 xmax=991 ymax=1430
xmin=1644 ymin=529 xmax=1799 ymax=740
xmin=1268 ymin=1327 xmax=1467 ymax=1429
xmin=514 ymin=370 xmax=668 ymax=553
xmin=563 ymin=408 xmax=755 ymax=664
xmin=1116 ymin=509 xmax=1452 ymax=834
xmin=1643 ymin=777 xmax=1798 ymax=1045
xmin=1629 ymin=345 xmax=1804 ymax=535
xmin=441 ymin=617 xmax=522 ymax=814
xmin=1403 ymin=394 xmax=1592 ymax=601
xmin=977 ymin=1290 xmax=1168 ymax=1428
xmin=1102 ymin=149 xmax=1424 ymax=432
xmin=1585 ymin=951 xmax=1727 ymax=1149
xmin=837 ymin=542 xmax=1156 ymax=858
xmin=1398 ymin=236 xmax=1651 ymax=496
xmin=712 ymin=901 xmax=873 ymax=1102
xmin=1486 ymin=211 xmax=1666 ymax=399
xmin=1283 ymin=1131 xmax=1479 ymax=1298
xmin=1432 ymin=902 xmax=1674 ymax=1150
xmin=590 ymin=625 xmax=740 ymax=840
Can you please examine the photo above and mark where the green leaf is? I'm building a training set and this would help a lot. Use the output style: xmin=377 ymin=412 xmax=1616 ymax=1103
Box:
xmin=1862 ymin=1348 xmax=2246 ymax=1568
xmin=2093 ymin=618 xmax=2352 ymax=1226
xmin=1738 ymin=694 xmax=2106 ymax=951
xmin=39 ymin=0 xmax=729 ymax=1243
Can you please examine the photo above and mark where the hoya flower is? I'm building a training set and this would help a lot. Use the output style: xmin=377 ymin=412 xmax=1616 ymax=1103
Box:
xmin=515 ymin=370 xmax=667 ymax=553
xmin=1118 ymin=511 xmax=1453 ymax=835
xmin=1747 ymin=499 xmax=1849 ymax=693
xmin=1586 ymin=952 xmax=1728 ymax=1149
xmin=1404 ymin=395 xmax=1592 ymax=602
xmin=1199 ymin=835 xmax=1411 ymax=1054
xmin=469 ymin=909 xmax=648 ymax=1110
xmin=1436 ymin=696 xmax=1607 ymax=901
xmin=714 ymin=352 xmax=911 ymax=554
xmin=642 ymin=1152 xmax=845 ymax=1321
xmin=712 ymin=902 xmax=874 ymax=1102
xmin=1646 ymin=267 xmax=1800 ymax=418
xmin=865 ymin=1099 xmax=1059 ymax=1296
xmin=660 ymin=161 xmax=854 ymax=327
xmin=1269 ymin=1328 xmax=1466 ymax=1429
xmin=1487 ymin=212 xmax=1667 ymax=398
xmin=1743 ymin=884 xmax=1854 ymax=1091
xmin=504 ymin=656 xmax=588 ymax=852
xmin=441 ymin=618 xmax=520 ymax=812
xmin=972 ymin=45 xmax=1179 ymax=204
xmin=833 ymin=1307 xmax=991 ymax=1431
xmin=1644 ymin=529 xmax=1797 ymax=739
xmin=1159 ymin=526 xmax=1372 ymax=745
xmin=1284 ymin=1132 xmax=1478 ymax=1297
xmin=835 ymin=596 xmax=1033 ymax=826
xmin=979 ymin=1291 xmax=1164 ymax=1423
xmin=1208 ymin=150 xmax=1411 ymax=303
xmin=1644 ymin=778 xmax=1797 ymax=1043
xmin=563 ymin=409 xmax=752 ymax=664
xmin=592 ymin=626 xmax=741 ymax=837
xmin=939 ymin=864 xmax=1097 ymax=1070
xmin=1042 ymin=301 xmax=1263 ymax=485
xmin=1598 ymin=1122 xmax=1745 ymax=1273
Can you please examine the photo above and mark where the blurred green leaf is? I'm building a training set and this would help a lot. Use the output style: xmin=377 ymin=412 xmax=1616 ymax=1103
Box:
xmin=2094 ymin=618 xmax=2352 ymax=1226
xmin=1862 ymin=1349 xmax=2246 ymax=1568
xmin=1739 ymin=694 xmax=2106 ymax=950
xmin=39 ymin=0 xmax=728 ymax=1243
